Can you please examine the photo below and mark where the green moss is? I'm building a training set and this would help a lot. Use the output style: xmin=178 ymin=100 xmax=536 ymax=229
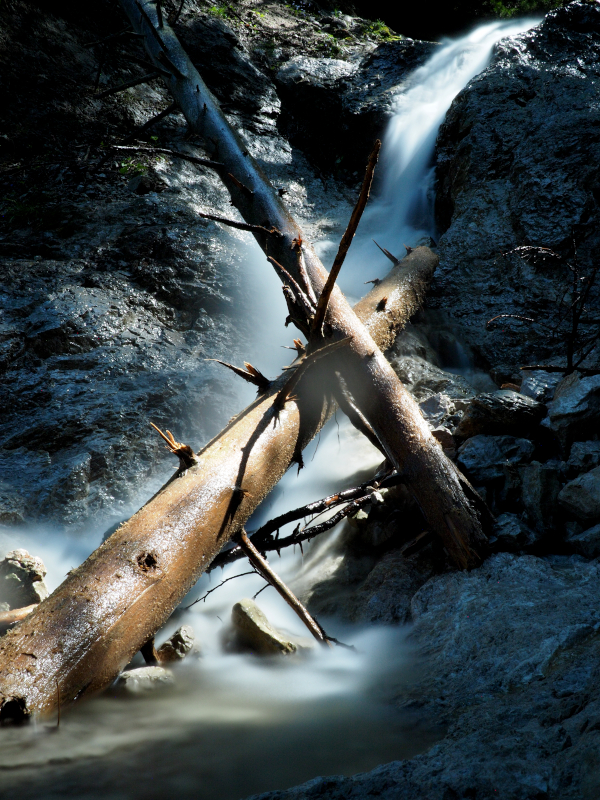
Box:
xmin=487 ymin=0 xmax=565 ymax=16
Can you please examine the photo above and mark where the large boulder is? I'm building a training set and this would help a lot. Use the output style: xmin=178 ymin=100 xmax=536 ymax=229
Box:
xmin=456 ymin=434 xmax=535 ymax=483
xmin=431 ymin=2 xmax=600 ymax=379
xmin=558 ymin=466 xmax=600 ymax=525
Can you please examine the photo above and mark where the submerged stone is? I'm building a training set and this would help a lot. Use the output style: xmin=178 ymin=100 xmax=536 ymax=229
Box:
xmin=0 ymin=549 xmax=48 ymax=609
xmin=116 ymin=666 xmax=174 ymax=695
xmin=230 ymin=598 xmax=313 ymax=656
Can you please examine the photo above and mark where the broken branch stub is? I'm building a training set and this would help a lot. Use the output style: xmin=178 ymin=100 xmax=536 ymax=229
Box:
xmin=0 ymin=249 xmax=436 ymax=721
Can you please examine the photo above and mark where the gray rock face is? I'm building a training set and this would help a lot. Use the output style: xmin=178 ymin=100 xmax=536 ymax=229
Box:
xmin=558 ymin=466 xmax=600 ymax=525
xmin=432 ymin=2 xmax=600 ymax=378
xmin=275 ymin=40 xmax=437 ymax=174
xmin=568 ymin=440 xmax=600 ymax=477
xmin=520 ymin=460 xmax=563 ymax=535
xmin=491 ymin=512 xmax=537 ymax=553
xmin=565 ymin=522 xmax=600 ymax=559
xmin=0 ymin=549 xmax=48 ymax=608
xmin=250 ymin=554 xmax=600 ymax=800
xmin=454 ymin=390 xmax=546 ymax=440
xmin=548 ymin=373 xmax=600 ymax=445
xmin=457 ymin=434 xmax=535 ymax=483
xmin=520 ymin=369 xmax=563 ymax=403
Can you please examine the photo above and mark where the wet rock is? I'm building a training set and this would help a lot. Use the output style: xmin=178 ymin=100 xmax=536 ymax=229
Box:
xmin=565 ymin=523 xmax=600 ymax=559
xmin=558 ymin=466 xmax=600 ymax=526
xmin=548 ymin=373 xmax=600 ymax=446
xmin=432 ymin=2 xmax=600 ymax=377
xmin=157 ymin=625 xmax=195 ymax=663
xmin=390 ymin=355 xmax=474 ymax=402
xmin=520 ymin=369 xmax=562 ymax=403
xmin=520 ymin=461 xmax=563 ymax=536
xmin=252 ymin=553 xmax=600 ymax=800
xmin=456 ymin=435 xmax=535 ymax=483
xmin=490 ymin=512 xmax=537 ymax=553
xmin=0 ymin=549 xmax=48 ymax=608
xmin=275 ymin=40 xmax=436 ymax=174
xmin=567 ymin=440 xmax=600 ymax=477
xmin=127 ymin=174 xmax=154 ymax=195
xmin=116 ymin=666 xmax=174 ymax=695
xmin=454 ymin=390 xmax=546 ymax=440
xmin=230 ymin=599 xmax=313 ymax=656
xmin=344 ymin=550 xmax=432 ymax=625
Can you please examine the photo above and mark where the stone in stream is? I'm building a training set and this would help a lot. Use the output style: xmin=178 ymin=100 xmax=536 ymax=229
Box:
xmin=0 ymin=549 xmax=49 ymax=609
xmin=456 ymin=434 xmax=535 ymax=483
xmin=558 ymin=466 xmax=600 ymax=526
xmin=115 ymin=666 xmax=175 ymax=695
xmin=454 ymin=390 xmax=546 ymax=440
xmin=229 ymin=599 xmax=315 ymax=656
xmin=157 ymin=625 xmax=196 ymax=663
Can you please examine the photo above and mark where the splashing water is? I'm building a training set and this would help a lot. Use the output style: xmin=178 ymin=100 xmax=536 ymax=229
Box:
xmin=0 ymin=18 xmax=540 ymax=800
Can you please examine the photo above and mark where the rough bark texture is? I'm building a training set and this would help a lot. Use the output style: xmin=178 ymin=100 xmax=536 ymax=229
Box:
xmin=0 ymin=250 xmax=436 ymax=721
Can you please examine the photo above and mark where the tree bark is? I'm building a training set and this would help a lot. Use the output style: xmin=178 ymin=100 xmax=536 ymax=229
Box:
xmin=0 ymin=250 xmax=437 ymax=721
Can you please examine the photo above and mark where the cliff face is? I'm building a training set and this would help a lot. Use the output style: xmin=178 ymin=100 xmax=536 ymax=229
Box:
xmin=433 ymin=1 xmax=600 ymax=380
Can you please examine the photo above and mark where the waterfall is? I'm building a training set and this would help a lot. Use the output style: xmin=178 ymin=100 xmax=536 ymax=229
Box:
xmin=339 ymin=18 xmax=539 ymax=298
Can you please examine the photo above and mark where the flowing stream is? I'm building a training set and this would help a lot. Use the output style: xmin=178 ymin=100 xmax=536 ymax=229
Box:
xmin=0 ymin=18 xmax=538 ymax=800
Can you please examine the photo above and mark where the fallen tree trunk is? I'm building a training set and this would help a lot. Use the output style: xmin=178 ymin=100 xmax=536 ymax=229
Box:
xmin=118 ymin=0 xmax=488 ymax=571
xmin=0 ymin=250 xmax=437 ymax=721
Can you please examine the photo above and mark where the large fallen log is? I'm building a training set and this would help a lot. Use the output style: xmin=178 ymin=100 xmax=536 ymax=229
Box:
xmin=0 ymin=250 xmax=437 ymax=721
xmin=118 ymin=0 xmax=488 ymax=569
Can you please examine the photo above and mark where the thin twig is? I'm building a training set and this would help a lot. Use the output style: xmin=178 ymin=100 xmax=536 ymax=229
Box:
xmin=486 ymin=313 xmax=535 ymax=329
xmin=150 ymin=422 xmax=198 ymax=468
xmin=235 ymin=530 xmax=330 ymax=646
xmin=109 ymin=144 xmax=223 ymax=170
xmin=0 ymin=604 xmax=38 ymax=627
xmin=199 ymin=212 xmax=280 ymax=236
xmin=311 ymin=140 xmax=381 ymax=337
xmin=169 ymin=0 xmax=186 ymax=24
xmin=121 ymin=102 xmax=178 ymax=145
xmin=185 ymin=570 xmax=257 ymax=609
xmin=95 ymin=71 xmax=161 ymax=98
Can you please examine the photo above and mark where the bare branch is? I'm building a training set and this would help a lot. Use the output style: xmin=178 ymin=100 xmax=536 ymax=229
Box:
xmin=150 ymin=422 xmax=198 ymax=469
xmin=185 ymin=570 xmax=257 ymax=609
xmin=109 ymin=144 xmax=224 ymax=170
xmin=311 ymin=140 xmax=381 ymax=337
xmin=234 ymin=530 xmax=329 ymax=646
xmin=95 ymin=71 xmax=161 ymax=98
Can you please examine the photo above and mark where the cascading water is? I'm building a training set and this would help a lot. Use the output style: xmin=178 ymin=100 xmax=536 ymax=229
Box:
xmin=0 ymin=18 xmax=538 ymax=800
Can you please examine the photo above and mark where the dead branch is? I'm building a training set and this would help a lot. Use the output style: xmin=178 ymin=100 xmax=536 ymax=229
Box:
xmin=95 ymin=71 xmax=161 ymax=98
xmin=234 ymin=530 xmax=329 ymax=646
xmin=311 ymin=140 xmax=381 ymax=338
xmin=121 ymin=102 xmax=178 ymax=144
xmin=198 ymin=212 xmax=279 ymax=236
xmin=109 ymin=144 xmax=224 ymax=170
xmin=373 ymin=239 xmax=401 ymax=266
xmin=208 ymin=359 xmax=271 ymax=392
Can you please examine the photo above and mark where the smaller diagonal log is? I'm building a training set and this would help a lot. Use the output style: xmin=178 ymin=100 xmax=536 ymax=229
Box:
xmin=109 ymin=144 xmax=223 ymax=170
xmin=234 ymin=530 xmax=329 ymax=646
